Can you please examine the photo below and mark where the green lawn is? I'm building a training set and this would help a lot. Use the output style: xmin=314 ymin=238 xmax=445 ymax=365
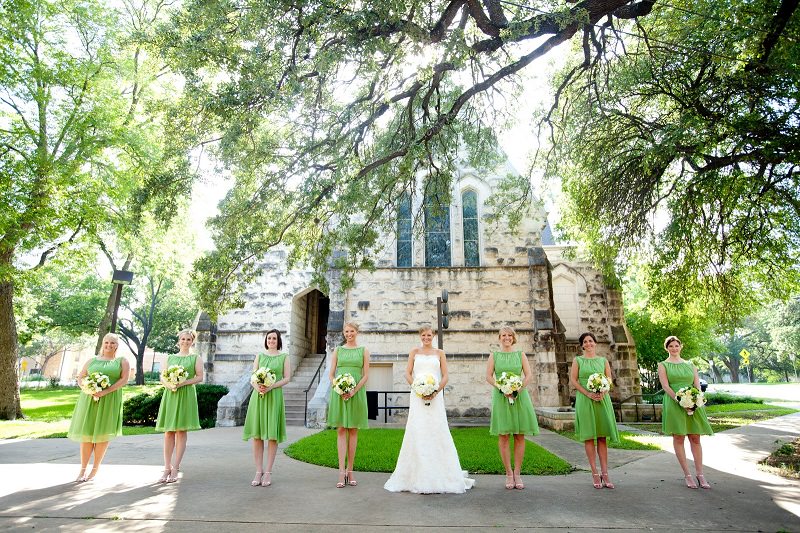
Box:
xmin=0 ymin=386 xmax=161 ymax=439
xmin=285 ymin=427 xmax=574 ymax=475
xmin=626 ymin=403 xmax=798 ymax=435
xmin=555 ymin=430 xmax=661 ymax=450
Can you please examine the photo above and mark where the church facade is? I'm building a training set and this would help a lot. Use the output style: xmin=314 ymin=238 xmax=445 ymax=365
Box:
xmin=196 ymin=155 xmax=642 ymax=428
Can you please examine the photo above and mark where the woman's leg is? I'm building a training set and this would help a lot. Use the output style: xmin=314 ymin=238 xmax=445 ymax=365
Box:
xmin=346 ymin=428 xmax=359 ymax=484
xmin=77 ymin=442 xmax=92 ymax=480
xmin=251 ymin=438 xmax=265 ymax=485
xmin=688 ymin=434 xmax=710 ymax=488
xmin=512 ymin=434 xmax=526 ymax=488
xmin=597 ymin=437 xmax=614 ymax=488
xmin=673 ymin=434 xmax=691 ymax=475
xmin=173 ymin=431 xmax=188 ymax=470
xmin=263 ymin=439 xmax=278 ymax=485
xmin=498 ymin=434 xmax=513 ymax=488
xmin=336 ymin=427 xmax=347 ymax=486
xmin=86 ymin=441 xmax=111 ymax=480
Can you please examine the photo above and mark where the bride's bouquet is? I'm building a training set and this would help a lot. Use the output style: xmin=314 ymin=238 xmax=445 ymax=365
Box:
xmin=675 ymin=386 xmax=706 ymax=415
xmin=161 ymin=364 xmax=189 ymax=392
xmin=411 ymin=373 xmax=439 ymax=406
xmin=81 ymin=372 xmax=111 ymax=402
xmin=250 ymin=367 xmax=277 ymax=397
xmin=333 ymin=373 xmax=357 ymax=400
xmin=496 ymin=372 xmax=523 ymax=404
xmin=586 ymin=373 xmax=611 ymax=397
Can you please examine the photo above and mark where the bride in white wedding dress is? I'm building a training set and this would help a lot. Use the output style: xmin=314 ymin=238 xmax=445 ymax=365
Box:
xmin=384 ymin=326 xmax=475 ymax=494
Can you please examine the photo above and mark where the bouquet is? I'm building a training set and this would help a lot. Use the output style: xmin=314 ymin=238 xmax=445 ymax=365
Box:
xmin=333 ymin=373 xmax=357 ymax=400
xmin=675 ymin=386 xmax=706 ymax=415
xmin=251 ymin=367 xmax=277 ymax=397
xmin=411 ymin=373 xmax=439 ymax=406
xmin=496 ymin=372 xmax=524 ymax=404
xmin=161 ymin=365 xmax=189 ymax=392
xmin=81 ymin=372 xmax=111 ymax=402
xmin=586 ymin=373 xmax=611 ymax=396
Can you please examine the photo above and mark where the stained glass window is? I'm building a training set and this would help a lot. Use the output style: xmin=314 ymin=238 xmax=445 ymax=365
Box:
xmin=396 ymin=194 xmax=412 ymax=267
xmin=425 ymin=196 xmax=451 ymax=267
xmin=462 ymin=190 xmax=479 ymax=266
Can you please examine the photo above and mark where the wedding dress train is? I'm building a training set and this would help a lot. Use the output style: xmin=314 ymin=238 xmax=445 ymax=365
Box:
xmin=384 ymin=355 xmax=475 ymax=494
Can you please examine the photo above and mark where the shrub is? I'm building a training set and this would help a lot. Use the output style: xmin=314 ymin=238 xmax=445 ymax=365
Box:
xmin=48 ymin=376 xmax=60 ymax=388
xmin=705 ymin=392 xmax=764 ymax=405
xmin=123 ymin=384 xmax=229 ymax=428
xmin=143 ymin=371 xmax=160 ymax=382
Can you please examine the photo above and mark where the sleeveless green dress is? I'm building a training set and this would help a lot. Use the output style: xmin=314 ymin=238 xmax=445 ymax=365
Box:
xmin=67 ymin=357 xmax=124 ymax=443
xmin=661 ymin=360 xmax=713 ymax=436
xmin=327 ymin=346 xmax=369 ymax=429
xmin=490 ymin=351 xmax=540 ymax=436
xmin=574 ymin=356 xmax=620 ymax=442
xmin=243 ymin=353 xmax=288 ymax=442
xmin=156 ymin=354 xmax=201 ymax=432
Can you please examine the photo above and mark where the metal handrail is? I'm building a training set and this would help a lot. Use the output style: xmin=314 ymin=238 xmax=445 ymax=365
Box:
xmin=303 ymin=353 xmax=326 ymax=427
xmin=612 ymin=389 xmax=664 ymax=423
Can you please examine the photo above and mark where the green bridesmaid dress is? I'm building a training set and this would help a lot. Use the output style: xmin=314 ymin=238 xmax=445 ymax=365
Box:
xmin=243 ymin=353 xmax=288 ymax=442
xmin=574 ymin=356 xmax=620 ymax=442
xmin=155 ymin=354 xmax=201 ymax=432
xmin=67 ymin=357 xmax=124 ymax=443
xmin=490 ymin=351 xmax=540 ymax=436
xmin=661 ymin=360 xmax=713 ymax=436
xmin=327 ymin=346 xmax=369 ymax=429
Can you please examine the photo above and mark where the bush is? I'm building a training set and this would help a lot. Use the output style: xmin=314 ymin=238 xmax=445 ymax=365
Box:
xmin=48 ymin=376 xmax=59 ymax=388
xmin=705 ymin=392 xmax=764 ymax=405
xmin=123 ymin=384 xmax=229 ymax=428
xmin=143 ymin=371 xmax=160 ymax=381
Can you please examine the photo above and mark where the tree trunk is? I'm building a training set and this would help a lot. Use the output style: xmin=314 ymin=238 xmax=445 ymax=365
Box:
xmin=136 ymin=346 xmax=146 ymax=385
xmin=0 ymin=277 xmax=23 ymax=420
xmin=95 ymin=254 xmax=133 ymax=354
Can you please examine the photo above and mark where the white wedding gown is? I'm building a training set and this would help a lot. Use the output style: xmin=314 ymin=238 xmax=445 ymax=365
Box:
xmin=384 ymin=354 xmax=475 ymax=494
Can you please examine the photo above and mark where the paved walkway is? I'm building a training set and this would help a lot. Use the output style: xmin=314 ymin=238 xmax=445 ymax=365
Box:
xmin=1 ymin=413 xmax=798 ymax=532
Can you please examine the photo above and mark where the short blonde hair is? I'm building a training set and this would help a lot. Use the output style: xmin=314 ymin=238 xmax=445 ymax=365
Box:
xmin=102 ymin=332 xmax=119 ymax=344
xmin=419 ymin=325 xmax=435 ymax=335
xmin=176 ymin=329 xmax=196 ymax=348
xmin=343 ymin=321 xmax=360 ymax=332
xmin=664 ymin=335 xmax=682 ymax=350
xmin=498 ymin=326 xmax=518 ymax=344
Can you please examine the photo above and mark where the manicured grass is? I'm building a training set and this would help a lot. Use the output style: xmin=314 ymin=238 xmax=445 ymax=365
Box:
xmin=555 ymin=430 xmax=661 ymax=451
xmin=0 ymin=385 xmax=162 ymax=440
xmin=704 ymin=402 xmax=789 ymax=413
xmin=624 ymin=404 xmax=798 ymax=435
xmin=285 ymin=427 xmax=574 ymax=475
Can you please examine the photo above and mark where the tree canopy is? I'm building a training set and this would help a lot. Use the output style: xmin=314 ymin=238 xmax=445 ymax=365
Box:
xmin=546 ymin=0 xmax=800 ymax=324
xmin=159 ymin=0 xmax=660 ymax=316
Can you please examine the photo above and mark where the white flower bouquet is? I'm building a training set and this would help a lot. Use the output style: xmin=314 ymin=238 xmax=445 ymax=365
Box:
xmin=586 ymin=372 xmax=611 ymax=396
xmin=411 ymin=373 xmax=439 ymax=406
xmin=675 ymin=386 xmax=706 ymax=415
xmin=251 ymin=367 xmax=277 ymax=397
xmin=333 ymin=373 xmax=357 ymax=400
xmin=496 ymin=372 xmax=524 ymax=404
xmin=161 ymin=364 xmax=189 ymax=392
xmin=81 ymin=372 xmax=111 ymax=402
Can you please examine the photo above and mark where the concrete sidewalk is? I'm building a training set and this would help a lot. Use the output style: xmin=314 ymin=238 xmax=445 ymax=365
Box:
xmin=1 ymin=414 xmax=798 ymax=532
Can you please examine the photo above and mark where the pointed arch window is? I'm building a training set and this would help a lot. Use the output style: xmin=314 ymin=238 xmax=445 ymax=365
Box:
xmin=462 ymin=190 xmax=479 ymax=266
xmin=396 ymin=194 xmax=412 ymax=267
xmin=425 ymin=196 xmax=451 ymax=267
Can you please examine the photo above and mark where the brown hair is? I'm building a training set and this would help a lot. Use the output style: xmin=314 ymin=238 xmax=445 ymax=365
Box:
xmin=343 ymin=322 xmax=360 ymax=332
xmin=264 ymin=329 xmax=283 ymax=350
xmin=664 ymin=335 xmax=682 ymax=350
xmin=578 ymin=332 xmax=597 ymax=347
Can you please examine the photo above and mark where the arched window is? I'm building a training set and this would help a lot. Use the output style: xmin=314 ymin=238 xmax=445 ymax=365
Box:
xmin=425 ymin=196 xmax=451 ymax=267
xmin=396 ymin=194 xmax=412 ymax=267
xmin=462 ymin=190 xmax=479 ymax=266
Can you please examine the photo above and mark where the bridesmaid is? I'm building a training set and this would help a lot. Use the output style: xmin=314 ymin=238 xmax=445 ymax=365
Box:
xmin=658 ymin=335 xmax=713 ymax=489
xmin=327 ymin=322 xmax=370 ymax=488
xmin=155 ymin=329 xmax=204 ymax=483
xmin=570 ymin=331 xmax=620 ymax=489
xmin=486 ymin=326 xmax=539 ymax=490
xmin=67 ymin=333 xmax=130 ymax=482
xmin=242 ymin=329 xmax=291 ymax=487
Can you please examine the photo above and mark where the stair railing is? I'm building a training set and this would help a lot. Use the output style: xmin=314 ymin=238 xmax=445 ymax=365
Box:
xmin=303 ymin=353 xmax=326 ymax=427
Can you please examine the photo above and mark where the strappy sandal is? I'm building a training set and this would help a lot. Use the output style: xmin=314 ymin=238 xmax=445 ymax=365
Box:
xmin=600 ymin=472 xmax=615 ymax=489
xmin=684 ymin=474 xmax=698 ymax=489
xmin=75 ymin=468 xmax=87 ymax=483
xmin=591 ymin=473 xmax=603 ymax=489
xmin=158 ymin=468 xmax=172 ymax=484
xmin=166 ymin=466 xmax=180 ymax=483
xmin=696 ymin=474 xmax=711 ymax=489
xmin=336 ymin=470 xmax=346 ymax=488
xmin=505 ymin=474 xmax=515 ymax=490
xmin=251 ymin=471 xmax=263 ymax=487
xmin=346 ymin=470 xmax=357 ymax=486
xmin=261 ymin=472 xmax=272 ymax=487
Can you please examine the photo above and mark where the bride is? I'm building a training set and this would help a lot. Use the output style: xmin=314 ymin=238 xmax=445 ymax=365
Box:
xmin=384 ymin=326 xmax=475 ymax=494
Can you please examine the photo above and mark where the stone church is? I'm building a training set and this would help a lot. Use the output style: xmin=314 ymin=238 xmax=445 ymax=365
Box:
xmin=193 ymin=152 xmax=643 ymax=428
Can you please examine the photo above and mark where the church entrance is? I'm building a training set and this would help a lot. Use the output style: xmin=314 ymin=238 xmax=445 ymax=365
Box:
xmin=290 ymin=289 xmax=329 ymax=356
